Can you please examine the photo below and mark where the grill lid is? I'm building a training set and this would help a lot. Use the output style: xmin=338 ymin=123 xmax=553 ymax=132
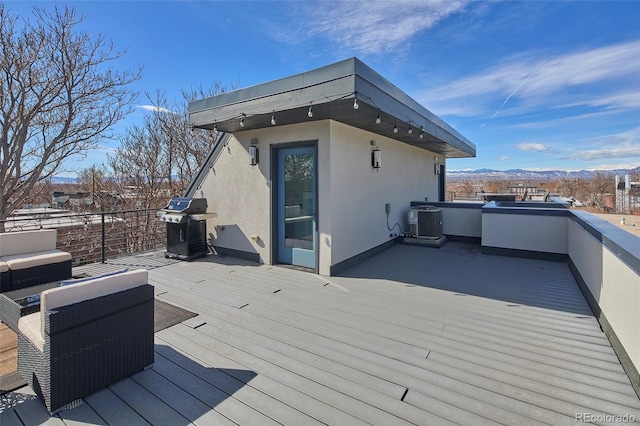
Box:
xmin=159 ymin=197 xmax=208 ymax=223
xmin=161 ymin=197 xmax=207 ymax=213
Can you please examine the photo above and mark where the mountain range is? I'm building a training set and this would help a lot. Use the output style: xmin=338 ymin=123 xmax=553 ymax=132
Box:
xmin=50 ymin=166 xmax=640 ymax=183
xmin=447 ymin=167 xmax=640 ymax=181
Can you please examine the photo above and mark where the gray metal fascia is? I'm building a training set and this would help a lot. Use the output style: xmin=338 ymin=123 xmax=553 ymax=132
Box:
xmin=188 ymin=57 xmax=475 ymax=157
xmin=352 ymin=58 xmax=475 ymax=156
xmin=188 ymin=58 xmax=359 ymax=114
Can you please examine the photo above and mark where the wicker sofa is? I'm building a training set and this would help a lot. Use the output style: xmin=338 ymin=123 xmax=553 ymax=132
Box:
xmin=0 ymin=229 xmax=72 ymax=292
xmin=17 ymin=269 xmax=154 ymax=413
xmin=0 ymin=260 xmax=9 ymax=293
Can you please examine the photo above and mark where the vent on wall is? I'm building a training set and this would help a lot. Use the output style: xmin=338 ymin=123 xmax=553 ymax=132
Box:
xmin=408 ymin=206 xmax=443 ymax=239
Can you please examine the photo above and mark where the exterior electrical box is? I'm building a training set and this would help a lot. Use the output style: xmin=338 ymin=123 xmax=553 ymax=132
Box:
xmin=408 ymin=206 xmax=443 ymax=239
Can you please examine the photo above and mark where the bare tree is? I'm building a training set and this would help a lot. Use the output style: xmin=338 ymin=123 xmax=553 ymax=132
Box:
xmin=584 ymin=172 xmax=614 ymax=212
xmin=76 ymin=164 xmax=120 ymax=212
xmin=115 ymin=86 xmax=226 ymax=205
xmin=109 ymin=124 xmax=170 ymax=211
xmin=0 ymin=4 xmax=140 ymax=227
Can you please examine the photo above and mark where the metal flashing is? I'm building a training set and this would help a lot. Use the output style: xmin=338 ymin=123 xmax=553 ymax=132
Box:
xmin=481 ymin=202 xmax=570 ymax=217
xmin=571 ymin=210 xmax=640 ymax=277
xmin=411 ymin=201 xmax=484 ymax=210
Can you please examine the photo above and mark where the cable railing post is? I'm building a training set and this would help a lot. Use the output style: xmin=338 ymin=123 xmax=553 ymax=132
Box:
xmin=101 ymin=212 xmax=106 ymax=263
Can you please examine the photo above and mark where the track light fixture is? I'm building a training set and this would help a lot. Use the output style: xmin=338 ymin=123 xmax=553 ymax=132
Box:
xmin=240 ymin=114 xmax=245 ymax=127
xmin=308 ymin=105 xmax=313 ymax=118
xmin=353 ymin=97 xmax=359 ymax=110
xmin=213 ymin=122 xmax=217 ymax=132
xmin=271 ymin=112 xmax=276 ymax=126
xmin=419 ymin=126 xmax=424 ymax=139
xmin=376 ymin=112 xmax=381 ymax=124
xmin=408 ymin=127 xmax=413 ymax=134
xmin=393 ymin=123 xmax=398 ymax=134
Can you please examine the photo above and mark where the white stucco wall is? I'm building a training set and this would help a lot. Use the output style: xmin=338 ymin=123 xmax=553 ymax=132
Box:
xmin=327 ymin=121 xmax=440 ymax=269
xmin=193 ymin=133 xmax=271 ymax=262
xmin=567 ymin=219 xmax=603 ymax=300
xmin=601 ymin=248 xmax=640 ymax=371
xmin=568 ymin=217 xmax=640 ymax=378
xmin=440 ymin=206 xmax=482 ymax=238
xmin=194 ymin=121 xmax=330 ymax=265
xmin=196 ymin=119 xmax=440 ymax=275
xmin=482 ymin=212 xmax=568 ymax=254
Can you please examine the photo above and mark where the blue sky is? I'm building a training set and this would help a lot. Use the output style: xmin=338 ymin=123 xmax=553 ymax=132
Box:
xmin=6 ymin=0 xmax=640 ymax=174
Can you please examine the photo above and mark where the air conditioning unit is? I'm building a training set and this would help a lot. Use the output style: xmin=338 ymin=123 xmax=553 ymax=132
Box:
xmin=408 ymin=206 xmax=443 ymax=239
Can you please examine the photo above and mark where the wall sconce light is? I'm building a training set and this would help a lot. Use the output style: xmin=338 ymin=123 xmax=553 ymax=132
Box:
xmin=372 ymin=147 xmax=381 ymax=170
xmin=250 ymin=139 xmax=259 ymax=166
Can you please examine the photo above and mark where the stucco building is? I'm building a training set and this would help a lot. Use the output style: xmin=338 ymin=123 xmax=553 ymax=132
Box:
xmin=187 ymin=58 xmax=475 ymax=275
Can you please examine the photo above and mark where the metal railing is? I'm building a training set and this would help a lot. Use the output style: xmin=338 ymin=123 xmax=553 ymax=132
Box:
xmin=0 ymin=209 xmax=166 ymax=266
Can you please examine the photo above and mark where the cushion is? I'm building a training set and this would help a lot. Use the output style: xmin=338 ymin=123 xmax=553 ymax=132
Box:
xmin=18 ymin=312 xmax=45 ymax=352
xmin=20 ymin=268 xmax=131 ymax=306
xmin=0 ymin=229 xmax=57 ymax=257
xmin=40 ymin=269 xmax=148 ymax=337
xmin=58 ymin=268 xmax=129 ymax=287
xmin=2 ymin=250 xmax=72 ymax=271
xmin=0 ymin=261 xmax=8 ymax=273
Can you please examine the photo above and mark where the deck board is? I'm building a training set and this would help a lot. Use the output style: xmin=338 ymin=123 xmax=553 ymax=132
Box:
xmin=157 ymin=328 xmax=371 ymax=426
xmin=151 ymin=348 xmax=319 ymax=426
xmin=108 ymin=378 xmax=192 ymax=425
xmin=83 ymin=388 xmax=151 ymax=425
xmin=164 ymin=323 xmax=421 ymax=426
xmin=2 ymin=242 xmax=639 ymax=425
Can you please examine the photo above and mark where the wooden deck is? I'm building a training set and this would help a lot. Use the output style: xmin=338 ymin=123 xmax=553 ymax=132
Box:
xmin=2 ymin=242 xmax=639 ymax=425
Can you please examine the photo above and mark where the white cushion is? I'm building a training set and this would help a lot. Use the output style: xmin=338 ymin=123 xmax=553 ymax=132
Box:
xmin=40 ymin=269 xmax=148 ymax=337
xmin=0 ymin=261 xmax=8 ymax=273
xmin=2 ymin=250 xmax=71 ymax=271
xmin=18 ymin=312 xmax=45 ymax=352
xmin=0 ymin=229 xmax=57 ymax=257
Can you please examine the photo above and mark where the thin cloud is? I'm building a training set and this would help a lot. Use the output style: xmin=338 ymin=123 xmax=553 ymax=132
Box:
xmin=588 ymin=162 xmax=640 ymax=171
xmin=498 ymin=156 xmax=511 ymax=161
xmin=137 ymin=105 xmax=178 ymax=114
xmin=518 ymin=143 xmax=548 ymax=152
xmin=567 ymin=147 xmax=640 ymax=161
xmin=421 ymin=39 xmax=640 ymax=117
xmin=305 ymin=1 xmax=468 ymax=54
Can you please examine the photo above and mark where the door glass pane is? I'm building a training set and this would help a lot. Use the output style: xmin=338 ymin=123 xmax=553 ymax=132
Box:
xmin=284 ymin=153 xmax=314 ymax=249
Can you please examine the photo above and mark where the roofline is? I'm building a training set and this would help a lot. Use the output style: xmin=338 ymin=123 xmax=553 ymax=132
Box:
xmin=188 ymin=58 xmax=475 ymax=158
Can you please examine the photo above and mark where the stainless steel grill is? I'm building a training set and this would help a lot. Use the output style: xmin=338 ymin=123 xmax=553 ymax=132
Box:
xmin=159 ymin=197 xmax=210 ymax=260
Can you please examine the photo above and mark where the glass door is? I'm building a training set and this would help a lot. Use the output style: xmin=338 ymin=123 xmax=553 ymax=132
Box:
xmin=277 ymin=146 xmax=316 ymax=269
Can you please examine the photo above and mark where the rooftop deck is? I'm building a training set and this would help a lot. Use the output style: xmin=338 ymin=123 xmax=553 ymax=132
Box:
xmin=2 ymin=242 xmax=639 ymax=425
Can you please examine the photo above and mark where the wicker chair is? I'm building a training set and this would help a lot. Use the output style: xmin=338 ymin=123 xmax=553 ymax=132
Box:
xmin=17 ymin=269 xmax=154 ymax=413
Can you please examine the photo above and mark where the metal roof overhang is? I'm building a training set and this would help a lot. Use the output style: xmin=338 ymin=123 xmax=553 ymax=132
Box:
xmin=188 ymin=58 xmax=475 ymax=158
